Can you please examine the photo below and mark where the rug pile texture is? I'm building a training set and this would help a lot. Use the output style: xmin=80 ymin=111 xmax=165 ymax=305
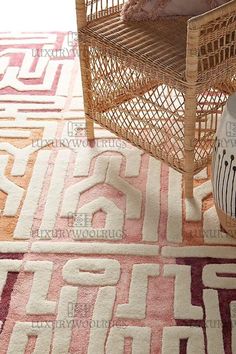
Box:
xmin=0 ymin=32 xmax=235 ymax=354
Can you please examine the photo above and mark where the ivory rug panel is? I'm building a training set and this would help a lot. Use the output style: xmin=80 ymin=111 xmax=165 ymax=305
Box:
xmin=0 ymin=32 xmax=236 ymax=354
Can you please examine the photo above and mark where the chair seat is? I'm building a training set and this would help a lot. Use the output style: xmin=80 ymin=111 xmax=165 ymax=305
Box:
xmin=80 ymin=13 xmax=189 ymax=80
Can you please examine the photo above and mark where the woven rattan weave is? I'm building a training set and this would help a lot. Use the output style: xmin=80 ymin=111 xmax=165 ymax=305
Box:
xmin=76 ymin=0 xmax=236 ymax=197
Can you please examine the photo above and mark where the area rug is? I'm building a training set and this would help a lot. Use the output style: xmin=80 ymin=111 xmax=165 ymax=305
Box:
xmin=0 ymin=32 xmax=236 ymax=354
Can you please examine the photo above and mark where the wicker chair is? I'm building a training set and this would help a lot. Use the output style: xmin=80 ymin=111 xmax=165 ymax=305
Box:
xmin=76 ymin=0 xmax=236 ymax=198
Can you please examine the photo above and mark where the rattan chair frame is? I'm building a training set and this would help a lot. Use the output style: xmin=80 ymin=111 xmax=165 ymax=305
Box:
xmin=76 ymin=0 xmax=236 ymax=198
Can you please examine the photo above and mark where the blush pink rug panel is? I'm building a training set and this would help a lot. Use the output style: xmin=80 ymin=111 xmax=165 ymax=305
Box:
xmin=0 ymin=32 xmax=236 ymax=354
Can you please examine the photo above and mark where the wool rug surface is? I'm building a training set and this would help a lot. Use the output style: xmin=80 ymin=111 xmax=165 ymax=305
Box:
xmin=0 ymin=32 xmax=236 ymax=354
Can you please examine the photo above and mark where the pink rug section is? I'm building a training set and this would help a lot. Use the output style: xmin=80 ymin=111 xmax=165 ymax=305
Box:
xmin=0 ymin=32 xmax=235 ymax=354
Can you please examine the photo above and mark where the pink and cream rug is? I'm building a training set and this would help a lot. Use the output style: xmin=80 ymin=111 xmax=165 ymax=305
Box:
xmin=0 ymin=32 xmax=236 ymax=354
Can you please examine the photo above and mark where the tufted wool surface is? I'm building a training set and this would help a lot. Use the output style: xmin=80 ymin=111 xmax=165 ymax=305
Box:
xmin=0 ymin=32 xmax=235 ymax=354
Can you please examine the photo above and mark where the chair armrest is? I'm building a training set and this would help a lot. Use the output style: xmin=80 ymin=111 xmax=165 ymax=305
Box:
xmin=186 ymin=0 xmax=236 ymax=83
xmin=188 ymin=0 xmax=236 ymax=29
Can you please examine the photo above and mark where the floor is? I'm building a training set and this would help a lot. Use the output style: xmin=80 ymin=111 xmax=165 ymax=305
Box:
xmin=0 ymin=0 xmax=77 ymax=32
xmin=0 ymin=2 xmax=236 ymax=352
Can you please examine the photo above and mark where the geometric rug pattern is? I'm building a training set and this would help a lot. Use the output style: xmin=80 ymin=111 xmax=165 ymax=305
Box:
xmin=0 ymin=32 xmax=236 ymax=354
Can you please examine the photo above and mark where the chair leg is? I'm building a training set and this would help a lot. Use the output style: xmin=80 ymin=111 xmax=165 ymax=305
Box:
xmin=78 ymin=42 xmax=95 ymax=141
xmin=184 ymin=173 xmax=194 ymax=198
xmin=184 ymin=87 xmax=197 ymax=199
xmin=76 ymin=0 xmax=95 ymax=141
xmin=86 ymin=118 xmax=94 ymax=140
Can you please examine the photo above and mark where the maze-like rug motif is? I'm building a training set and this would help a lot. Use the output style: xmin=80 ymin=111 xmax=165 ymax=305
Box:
xmin=0 ymin=32 xmax=236 ymax=354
